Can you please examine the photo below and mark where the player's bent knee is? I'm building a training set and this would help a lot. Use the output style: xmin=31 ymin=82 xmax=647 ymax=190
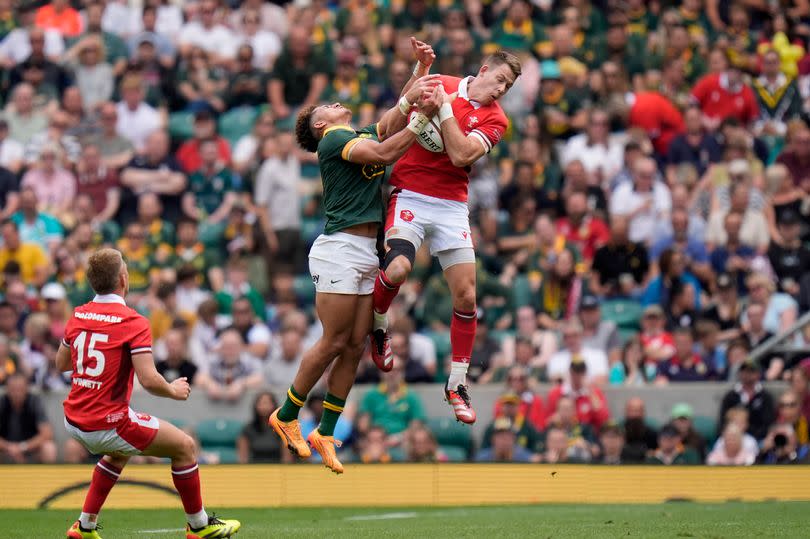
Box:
xmin=383 ymin=239 xmax=416 ymax=282
xmin=178 ymin=433 xmax=197 ymax=462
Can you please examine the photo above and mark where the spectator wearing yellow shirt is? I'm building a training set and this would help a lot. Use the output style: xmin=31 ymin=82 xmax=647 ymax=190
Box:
xmin=0 ymin=220 xmax=49 ymax=287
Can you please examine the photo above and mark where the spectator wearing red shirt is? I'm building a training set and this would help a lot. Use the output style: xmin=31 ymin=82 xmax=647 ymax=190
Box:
xmin=547 ymin=356 xmax=610 ymax=432
xmin=175 ymin=111 xmax=232 ymax=174
xmin=655 ymin=328 xmax=714 ymax=384
xmin=626 ymin=91 xmax=685 ymax=157
xmin=556 ymin=191 xmax=610 ymax=264
xmin=691 ymin=60 xmax=759 ymax=131
xmin=75 ymin=144 xmax=120 ymax=225
xmin=776 ymin=123 xmax=810 ymax=190
xmin=492 ymin=365 xmax=546 ymax=431
xmin=640 ymin=305 xmax=675 ymax=364
xmin=35 ymin=0 xmax=82 ymax=38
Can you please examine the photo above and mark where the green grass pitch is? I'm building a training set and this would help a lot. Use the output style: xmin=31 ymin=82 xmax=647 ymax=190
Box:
xmin=5 ymin=502 xmax=808 ymax=538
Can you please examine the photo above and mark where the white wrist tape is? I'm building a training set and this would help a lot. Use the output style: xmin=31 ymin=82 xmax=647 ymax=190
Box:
xmin=406 ymin=113 xmax=429 ymax=134
xmin=398 ymin=95 xmax=411 ymax=116
xmin=413 ymin=61 xmax=427 ymax=77
xmin=438 ymin=102 xmax=454 ymax=124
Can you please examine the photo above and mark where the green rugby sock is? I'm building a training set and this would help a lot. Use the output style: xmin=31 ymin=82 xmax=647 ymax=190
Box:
xmin=278 ymin=386 xmax=306 ymax=422
xmin=317 ymin=393 xmax=346 ymax=437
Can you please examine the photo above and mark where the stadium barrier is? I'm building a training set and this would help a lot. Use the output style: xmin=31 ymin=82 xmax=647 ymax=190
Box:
xmin=2 ymin=464 xmax=810 ymax=509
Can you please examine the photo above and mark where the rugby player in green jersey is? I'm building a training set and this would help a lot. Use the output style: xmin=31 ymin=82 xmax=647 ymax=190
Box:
xmin=269 ymin=39 xmax=441 ymax=474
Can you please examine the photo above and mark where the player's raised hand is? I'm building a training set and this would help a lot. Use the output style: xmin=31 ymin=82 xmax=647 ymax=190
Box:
xmin=405 ymin=74 xmax=441 ymax=104
xmin=169 ymin=377 xmax=191 ymax=401
xmin=418 ymin=85 xmax=442 ymax=118
xmin=410 ymin=36 xmax=435 ymax=67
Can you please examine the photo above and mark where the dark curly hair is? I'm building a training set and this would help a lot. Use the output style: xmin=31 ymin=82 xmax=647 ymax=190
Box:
xmin=295 ymin=104 xmax=320 ymax=153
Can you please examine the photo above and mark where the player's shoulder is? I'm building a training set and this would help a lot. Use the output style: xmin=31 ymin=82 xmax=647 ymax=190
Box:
xmin=481 ymin=100 xmax=508 ymax=123
xmin=70 ymin=300 xmax=147 ymax=326
xmin=317 ymin=125 xmax=359 ymax=156
xmin=439 ymin=75 xmax=462 ymax=92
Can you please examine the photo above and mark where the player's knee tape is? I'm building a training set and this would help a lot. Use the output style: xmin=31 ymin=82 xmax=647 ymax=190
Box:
xmin=383 ymin=238 xmax=416 ymax=269
xmin=437 ymin=247 xmax=476 ymax=270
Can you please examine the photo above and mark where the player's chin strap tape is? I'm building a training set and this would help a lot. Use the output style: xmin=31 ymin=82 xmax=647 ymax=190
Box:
xmin=383 ymin=238 xmax=417 ymax=270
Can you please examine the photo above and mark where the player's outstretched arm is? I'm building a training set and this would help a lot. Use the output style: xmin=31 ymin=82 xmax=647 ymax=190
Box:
xmin=377 ymin=75 xmax=441 ymax=140
xmin=348 ymin=87 xmax=441 ymax=165
xmin=377 ymin=37 xmax=436 ymax=140
xmin=435 ymin=89 xmax=488 ymax=168
xmin=133 ymin=353 xmax=191 ymax=401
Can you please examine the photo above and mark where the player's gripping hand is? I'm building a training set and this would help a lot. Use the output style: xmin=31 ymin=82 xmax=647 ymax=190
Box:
xmin=405 ymin=74 xmax=442 ymax=105
xmin=419 ymin=85 xmax=442 ymax=118
xmin=435 ymin=83 xmax=458 ymax=105
xmin=169 ymin=377 xmax=191 ymax=401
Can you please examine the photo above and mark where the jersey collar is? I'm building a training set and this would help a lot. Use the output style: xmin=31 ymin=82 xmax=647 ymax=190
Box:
xmin=457 ymin=76 xmax=482 ymax=109
xmin=323 ymin=125 xmax=355 ymax=136
xmin=93 ymin=294 xmax=126 ymax=305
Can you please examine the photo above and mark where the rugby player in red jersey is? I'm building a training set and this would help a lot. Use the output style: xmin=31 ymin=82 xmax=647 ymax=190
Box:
xmin=370 ymin=50 xmax=521 ymax=424
xmin=56 ymin=248 xmax=240 ymax=539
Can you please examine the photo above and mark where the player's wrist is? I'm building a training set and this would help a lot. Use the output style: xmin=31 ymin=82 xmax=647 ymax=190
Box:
xmin=438 ymin=103 xmax=454 ymax=124
xmin=406 ymin=113 xmax=429 ymax=134
xmin=413 ymin=61 xmax=429 ymax=78
xmin=398 ymin=95 xmax=411 ymax=116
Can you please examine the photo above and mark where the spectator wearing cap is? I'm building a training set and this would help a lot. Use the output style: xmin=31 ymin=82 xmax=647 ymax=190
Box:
xmin=178 ymin=0 xmax=236 ymax=65
xmin=195 ymin=328 xmax=263 ymax=401
xmin=598 ymin=421 xmax=629 ymax=464
xmin=610 ymin=157 xmax=672 ymax=246
xmin=667 ymin=105 xmax=723 ymax=178
xmin=155 ymin=328 xmax=199 ymax=386
xmin=639 ymin=305 xmax=676 ymax=364
xmin=718 ymin=357 xmax=776 ymax=441
xmin=0 ymin=220 xmax=49 ymax=288
xmin=548 ymin=320 xmax=609 ymax=385
xmin=1 ymin=84 xmax=48 ymax=147
xmin=115 ymin=74 xmax=163 ymax=153
xmin=483 ymin=393 xmax=542 ymax=454
xmin=776 ymin=123 xmax=810 ymax=189
xmin=0 ymin=118 xmax=23 ymax=176
xmin=0 ymin=373 xmax=56 ymax=463
xmin=655 ymin=328 xmax=715 ymax=384
xmin=268 ymin=26 xmax=331 ymax=123
xmin=767 ymin=209 xmax=810 ymax=298
xmin=590 ymin=216 xmax=650 ymax=298
xmin=706 ymin=423 xmax=756 ymax=465
xmin=475 ymin=417 xmax=535 ymax=463
xmin=40 ymin=281 xmax=68 ymax=340
xmin=744 ymin=272 xmax=798 ymax=335
xmin=547 ymin=356 xmax=610 ymax=432
xmin=670 ymin=402 xmax=708 ymax=459
xmin=537 ymin=59 xmax=586 ymax=140
xmin=118 ymin=130 xmax=186 ymax=225
xmin=579 ymin=295 xmax=621 ymax=365
xmin=691 ymin=54 xmax=759 ymax=131
xmin=645 ymin=423 xmax=701 ymax=464
xmin=491 ymin=366 xmax=546 ymax=431
xmin=556 ymin=191 xmax=610 ymax=265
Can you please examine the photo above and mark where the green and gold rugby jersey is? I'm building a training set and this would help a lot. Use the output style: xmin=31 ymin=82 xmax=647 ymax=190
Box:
xmin=316 ymin=123 xmax=385 ymax=235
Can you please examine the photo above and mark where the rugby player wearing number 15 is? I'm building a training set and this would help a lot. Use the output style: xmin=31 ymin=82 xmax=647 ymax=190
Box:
xmin=371 ymin=50 xmax=522 ymax=424
xmin=56 ymin=249 xmax=240 ymax=539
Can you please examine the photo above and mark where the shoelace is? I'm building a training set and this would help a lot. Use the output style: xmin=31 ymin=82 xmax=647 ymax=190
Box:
xmin=456 ymin=384 xmax=472 ymax=407
xmin=208 ymin=514 xmax=225 ymax=526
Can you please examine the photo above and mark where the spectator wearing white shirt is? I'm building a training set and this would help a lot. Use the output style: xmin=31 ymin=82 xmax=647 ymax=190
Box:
xmin=178 ymin=0 xmax=236 ymax=65
xmin=254 ymin=132 xmax=304 ymax=272
xmin=229 ymin=297 xmax=273 ymax=361
xmin=705 ymin=182 xmax=770 ymax=253
xmin=0 ymin=119 xmax=24 ymax=175
xmin=547 ymin=320 xmax=609 ymax=385
xmin=561 ymin=108 xmax=624 ymax=188
xmin=115 ymin=74 xmax=163 ymax=152
xmin=127 ymin=5 xmax=176 ymax=67
xmin=229 ymin=0 xmax=288 ymax=39
xmin=232 ymin=110 xmax=275 ymax=175
xmin=610 ymin=157 xmax=672 ymax=245
xmin=0 ymin=4 xmax=64 ymax=66
xmin=235 ymin=9 xmax=282 ymax=70
xmin=264 ymin=325 xmax=304 ymax=389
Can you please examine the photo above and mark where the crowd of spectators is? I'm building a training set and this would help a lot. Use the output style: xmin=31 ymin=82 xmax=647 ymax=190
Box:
xmin=0 ymin=0 xmax=809 ymax=464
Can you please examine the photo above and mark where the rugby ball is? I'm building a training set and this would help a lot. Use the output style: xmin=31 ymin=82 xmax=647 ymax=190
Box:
xmin=412 ymin=112 xmax=444 ymax=153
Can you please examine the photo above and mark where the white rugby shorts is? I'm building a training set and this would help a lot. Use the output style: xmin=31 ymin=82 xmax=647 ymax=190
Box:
xmin=308 ymin=232 xmax=379 ymax=295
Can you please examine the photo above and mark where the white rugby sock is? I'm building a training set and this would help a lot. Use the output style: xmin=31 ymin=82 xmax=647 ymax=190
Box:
xmin=373 ymin=310 xmax=388 ymax=332
xmin=79 ymin=513 xmax=97 ymax=530
xmin=187 ymin=509 xmax=208 ymax=529
xmin=447 ymin=362 xmax=469 ymax=389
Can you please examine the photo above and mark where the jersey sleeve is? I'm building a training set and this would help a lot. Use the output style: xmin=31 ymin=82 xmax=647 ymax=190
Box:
xmin=318 ymin=128 xmax=365 ymax=162
xmin=358 ymin=123 xmax=380 ymax=140
xmin=129 ymin=315 xmax=152 ymax=356
xmin=469 ymin=112 xmax=507 ymax=154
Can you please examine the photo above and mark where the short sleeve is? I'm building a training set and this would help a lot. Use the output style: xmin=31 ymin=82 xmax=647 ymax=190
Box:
xmin=129 ymin=315 xmax=152 ymax=355
xmin=469 ymin=113 xmax=507 ymax=153
xmin=62 ymin=316 xmax=76 ymax=347
xmin=318 ymin=128 xmax=362 ymax=161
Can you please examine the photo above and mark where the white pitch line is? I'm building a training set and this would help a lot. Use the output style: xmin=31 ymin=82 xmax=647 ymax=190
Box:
xmin=344 ymin=512 xmax=418 ymax=521
xmin=140 ymin=528 xmax=185 ymax=534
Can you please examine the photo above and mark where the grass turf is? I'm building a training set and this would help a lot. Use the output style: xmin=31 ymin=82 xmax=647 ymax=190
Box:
xmin=5 ymin=502 xmax=808 ymax=538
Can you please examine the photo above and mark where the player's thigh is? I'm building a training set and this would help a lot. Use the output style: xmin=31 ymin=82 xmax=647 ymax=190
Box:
xmin=141 ymin=419 xmax=195 ymax=460
xmin=384 ymin=189 xmax=426 ymax=251
xmin=443 ymin=261 xmax=477 ymax=304
xmin=425 ymin=199 xmax=473 ymax=258
xmin=314 ymin=292 xmax=359 ymax=344
xmin=350 ymin=294 xmax=374 ymax=349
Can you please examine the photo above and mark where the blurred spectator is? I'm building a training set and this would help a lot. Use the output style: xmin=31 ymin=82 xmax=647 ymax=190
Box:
xmin=2 ymin=83 xmax=48 ymax=147
xmin=776 ymin=390 xmax=809 ymax=445
xmin=548 ymin=320 xmax=609 ymax=384
xmin=667 ymin=105 xmax=723 ymax=178
xmin=0 ymin=119 xmax=23 ymax=176
xmin=127 ymin=6 xmax=176 ymax=67
xmin=690 ymin=57 xmax=758 ymax=130
xmin=237 ymin=391 xmax=283 ymax=464
xmin=753 ymin=49 xmax=801 ymax=139
xmin=706 ymin=423 xmax=756 ymax=465
xmin=354 ymin=426 xmax=393 ymax=464
xmin=622 ymin=397 xmax=659 ymax=463
xmin=598 ymin=422 xmax=628 ymax=465
xmin=642 ymin=249 xmax=702 ymax=312
xmin=299 ymin=393 xmax=352 ymax=447
xmin=744 ymin=272 xmax=798 ymax=335
xmin=757 ymin=422 xmax=810 ymax=464
xmin=775 ymin=123 xmax=810 ymax=189
xmin=610 ymin=336 xmax=656 ymax=386
xmin=561 ymin=108 xmax=624 ymax=184
xmin=476 ymin=417 xmax=534 ymax=463
xmin=0 ymin=373 xmax=56 ymax=463
xmin=0 ymin=220 xmax=49 ymax=288
xmin=718 ymin=358 xmax=776 ymax=441
xmin=11 ymin=187 xmax=64 ymax=250
xmin=155 ymin=328 xmax=198 ymax=386
xmin=75 ymin=144 xmax=120 ymax=226
xmin=88 ymin=102 xmax=134 ymax=170
xmin=670 ymin=403 xmax=708 ymax=459
xmin=656 ymin=328 xmax=715 ymax=384
xmin=491 ymin=366 xmax=546 ymax=431
xmin=8 ymin=28 xmax=71 ymax=106
xmin=229 ymin=297 xmax=272 ymax=361
xmin=547 ymin=357 xmax=610 ymax=432
xmin=0 ymin=6 xmax=64 ymax=66
xmin=546 ymin=395 xmax=597 ymax=462
xmin=264 ymin=325 xmax=303 ymax=389
xmin=176 ymin=111 xmax=231 ymax=175
xmin=768 ymin=210 xmax=810 ymax=298
xmin=233 ymin=110 xmax=275 ymax=175
xmin=484 ymin=391 xmax=542 ymax=452
xmin=20 ymin=143 xmax=76 ymax=219
xmin=702 ymin=274 xmax=743 ymax=339
xmin=210 ymin=259 xmax=265 ymax=320
xmin=579 ymin=296 xmax=621 ymax=365
xmin=610 ymin=157 xmax=672 ymax=246
xmin=182 ymin=139 xmax=238 ymax=225
xmin=646 ymin=423 xmax=701 ymax=464
xmin=195 ymin=328 xmax=263 ymax=402
xmin=388 ymin=327 xmax=433 ymax=384
xmin=178 ymin=0 xmax=236 ymax=65
xmin=741 ymin=302 xmax=783 ymax=381
xmin=695 ymin=319 xmax=727 ymax=378
xmin=590 ymin=217 xmax=650 ymax=298
xmin=555 ymin=191 xmax=609 ymax=265
xmin=790 ymin=366 xmax=810 ymax=424
xmin=66 ymin=35 xmax=114 ymax=112
xmin=359 ymin=356 xmax=426 ymax=442
xmin=115 ymin=74 xmax=163 ymax=153
xmin=189 ymin=299 xmax=220 ymax=367
xmin=35 ymin=0 xmax=82 ymax=38
xmin=534 ymin=248 xmax=584 ymax=330
xmin=500 ymin=306 xmax=557 ymax=376
xmin=268 ymin=26 xmax=330 ymax=122
xmin=706 ymin=182 xmax=770 ymax=253
xmin=404 ymin=424 xmax=447 ymax=463
xmin=650 ymin=208 xmax=710 ymax=276
xmin=540 ymin=425 xmax=585 ymax=464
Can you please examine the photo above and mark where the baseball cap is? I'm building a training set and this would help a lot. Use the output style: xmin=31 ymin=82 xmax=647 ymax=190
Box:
xmin=194 ymin=109 xmax=214 ymax=123
xmin=570 ymin=355 xmax=587 ymax=373
xmin=492 ymin=416 xmax=515 ymax=432
xmin=671 ymin=403 xmax=694 ymax=420
xmin=41 ymin=282 xmax=66 ymax=301
xmin=659 ymin=424 xmax=679 ymax=438
xmin=498 ymin=392 xmax=521 ymax=405
xmin=541 ymin=60 xmax=561 ymax=80
xmin=580 ymin=295 xmax=600 ymax=310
